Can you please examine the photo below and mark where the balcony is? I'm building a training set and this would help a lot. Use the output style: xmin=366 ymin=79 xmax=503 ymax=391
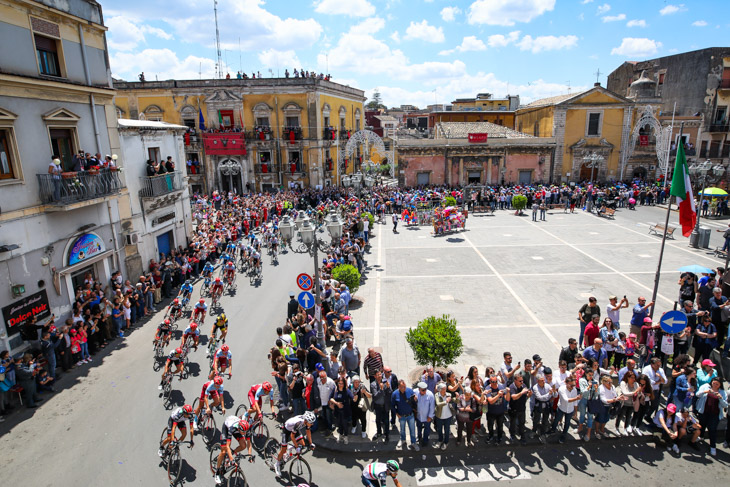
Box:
xmin=248 ymin=127 xmax=273 ymax=141
xmin=284 ymin=161 xmax=307 ymax=174
xmin=324 ymin=158 xmax=335 ymax=172
xmin=283 ymin=126 xmax=303 ymax=142
xmin=38 ymin=168 xmax=124 ymax=211
xmin=254 ymin=163 xmax=279 ymax=174
xmin=720 ymin=79 xmax=730 ymax=90
xmin=139 ymin=171 xmax=185 ymax=198
xmin=708 ymin=123 xmax=730 ymax=133
xmin=339 ymin=130 xmax=351 ymax=141
xmin=323 ymin=127 xmax=338 ymax=141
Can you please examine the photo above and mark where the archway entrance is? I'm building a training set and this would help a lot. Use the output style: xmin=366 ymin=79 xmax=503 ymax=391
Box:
xmin=632 ymin=167 xmax=647 ymax=180
xmin=218 ymin=158 xmax=244 ymax=194
xmin=338 ymin=129 xmax=395 ymax=182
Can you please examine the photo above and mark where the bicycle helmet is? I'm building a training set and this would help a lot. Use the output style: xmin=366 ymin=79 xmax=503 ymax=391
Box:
xmin=175 ymin=347 xmax=183 ymax=354
xmin=261 ymin=381 xmax=272 ymax=392
xmin=183 ymin=404 xmax=193 ymax=414
xmin=303 ymin=411 xmax=316 ymax=424
xmin=173 ymin=298 xmax=179 ymax=305
xmin=221 ymin=344 xmax=229 ymax=352
xmin=190 ymin=323 xmax=198 ymax=331
xmin=386 ymin=460 xmax=400 ymax=473
xmin=215 ymin=277 xmax=221 ymax=282
xmin=213 ymin=375 xmax=224 ymax=385
xmin=199 ymin=299 xmax=205 ymax=304
xmin=185 ymin=279 xmax=191 ymax=285
xmin=164 ymin=319 xmax=171 ymax=325
xmin=238 ymin=419 xmax=250 ymax=431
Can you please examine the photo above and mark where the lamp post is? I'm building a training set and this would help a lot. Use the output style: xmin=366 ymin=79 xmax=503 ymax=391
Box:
xmin=279 ymin=210 xmax=344 ymax=350
xmin=582 ymin=152 xmax=604 ymax=212
xmin=688 ymin=159 xmax=726 ymax=248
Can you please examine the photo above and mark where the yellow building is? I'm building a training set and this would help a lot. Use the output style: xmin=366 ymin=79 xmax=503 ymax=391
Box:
xmin=515 ymin=84 xmax=634 ymax=182
xmin=451 ymin=93 xmax=520 ymax=111
xmin=114 ymin=78 xmax=365 ymax=192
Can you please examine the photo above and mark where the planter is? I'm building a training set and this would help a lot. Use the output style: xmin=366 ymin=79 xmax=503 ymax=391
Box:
xmin=87 ymin=170 xmax=99 ymax=176
xmin=109 ymin=166 xmax=119 ymax=172
xmin=61 ymin=171 xmax=77 ymax=179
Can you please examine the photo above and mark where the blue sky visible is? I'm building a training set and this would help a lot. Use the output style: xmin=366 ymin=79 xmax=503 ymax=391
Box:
xmin=103 ymin=0 xmax=727 ymax=107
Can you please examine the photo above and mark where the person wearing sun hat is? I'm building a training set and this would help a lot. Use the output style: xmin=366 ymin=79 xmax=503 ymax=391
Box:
xmin=697 ymin=359 xmax=718 ymax=390
xmin=654 ymin=402 xmax=680 ymax=453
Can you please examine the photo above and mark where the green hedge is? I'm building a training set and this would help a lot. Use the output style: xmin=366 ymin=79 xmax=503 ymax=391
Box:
xmin=332 ymin=264 xmax=361 ymax=295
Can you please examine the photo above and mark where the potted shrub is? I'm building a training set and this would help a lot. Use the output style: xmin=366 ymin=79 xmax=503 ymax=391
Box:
xmin=512 ymin=194 xmax=527 ymax=215
xmin=332 ymin=264 xmax=360 ymax=295
xmin=406 ymin=314 xmax=463 ymax=369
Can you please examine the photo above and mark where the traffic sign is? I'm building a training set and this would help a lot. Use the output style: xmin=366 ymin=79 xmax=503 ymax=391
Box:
xmin=659 ymin=310 xmax=687 ymax=334
xmin=297 ymin=273 xmax=313 ymax=291
xmin=298 ymin=291 xmax=315 ymax=309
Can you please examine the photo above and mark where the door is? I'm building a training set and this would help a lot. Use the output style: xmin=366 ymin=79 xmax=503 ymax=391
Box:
xmin=50 ymin=128 xmax=75 ymax=171
xmin=157 ymin=231 xmax=173 ymax=259
xmin=518 ymin=170 xmax=532 ymax=185
xmin=417 ymin=172 xmax=430 ymax=185
xmin=71 ymin=265 xmax=95 ymax=294
xmin=468 ymin=171 xmax=481 ymax=184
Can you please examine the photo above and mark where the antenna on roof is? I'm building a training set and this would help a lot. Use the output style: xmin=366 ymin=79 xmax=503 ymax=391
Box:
xmin=214 ymin=0 xmax=223 ymax=79
xmin=565 ymin=80 xmax=571 ymax=93
xmin=594 ymin=68 xmax=602 ymax=85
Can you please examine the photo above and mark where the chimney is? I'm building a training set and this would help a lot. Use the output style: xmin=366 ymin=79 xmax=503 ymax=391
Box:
xmin=594 ymin=82 xmax=601 ymax=87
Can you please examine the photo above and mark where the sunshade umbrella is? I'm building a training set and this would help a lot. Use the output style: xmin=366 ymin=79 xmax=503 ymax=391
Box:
xmin=699 ymin=187 xmax=728 ymax=196
xmin=678 ymin=265 xmax=714 ymax=274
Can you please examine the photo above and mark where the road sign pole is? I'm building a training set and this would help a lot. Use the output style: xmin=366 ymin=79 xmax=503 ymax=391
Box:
xmin=312 ymin=243 xmax=325 ymax=350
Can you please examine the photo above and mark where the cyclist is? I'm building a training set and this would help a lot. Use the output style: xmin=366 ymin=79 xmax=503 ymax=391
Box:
xmin=159 ymin=404 xmax=195 ymax=457
xmin=225 ymin=240 xmax=237 ymax=255
xmin=194 ymin=375 xmax=226 ymax=428
xmin=210 ymin=344 xmax=233 ymax=380
xmin=181 ymin=322 xmax=200 ymax=351
xmin=273 ymin=411 xmax=316 ymax=477
xmin=223 ymin=260 xmax=236 ymax=283
xmin=179 ymin=279 xmax=194 ymax=300
xmin=193 ymin=298 xmax=208 ymax=322
xmin=202 ymin=261 xmax=215 ymax=278
xmin=245 ymin=381 xmax=275 ymax=420
xmin=361 ymin=460 xmax=402 ymax=487
xmin=166 ymin=298 xmax=184 ymax=322
xmin=252 ymin=237 xmax=261 ymax=253
xmin=213 ymin=416 xmax=251 ymax=484
xmin=158 ymin=347 xmax=185 ymax=389
xmin=220 ymin=252 xmax=233 ymax=265
xmin=250 ymin=249 xmax=261 ymax=273
xmin=270 ymin=232 xmax=279 ymax=255
xmin=211 ymin=277 xmax=224 ymax=300
xmin=154 ymin=319 xmax=173 ymax=347
xmin=211 ymin=312 xmax=229 ymax=343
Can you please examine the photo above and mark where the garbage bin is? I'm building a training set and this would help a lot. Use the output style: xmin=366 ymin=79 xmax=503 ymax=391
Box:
xmin=699 ymin=226 xmax=711 ymax=249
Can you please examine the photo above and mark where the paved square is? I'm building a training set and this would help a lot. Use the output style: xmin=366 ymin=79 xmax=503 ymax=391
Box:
xmin=351 ymin=206 xmax=727 ymax=375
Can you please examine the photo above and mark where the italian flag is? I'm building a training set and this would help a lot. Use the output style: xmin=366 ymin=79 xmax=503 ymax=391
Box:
xmin=669 ymin=142 xmax=696 ymax=237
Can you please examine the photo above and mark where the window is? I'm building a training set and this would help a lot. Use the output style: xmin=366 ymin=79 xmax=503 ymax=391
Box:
xmin=587 ymin=113 xmax=601 ymax=136
xmin=356 ymin=119 xmax=360 ymax=131
xmin=285 ymin=116 xmax=299 ymax=128
xmin=533 ymin=122 xmax=539 ymax=136
xmin=715 ymin=107 xmax=727 ymax=124
xmin=259 ymin=151 xmax=271 ymax=163
xmin=0 ymin=129 xmax=17 ymax=180
xmin=658 ymin=73 xmax=665 ymax=85
xmin=183 ymin=118 xmax=196 ymax=129
xmin=219 ymin=110 xmax=233 ymax=128
xmin=323 ymin=116 xmax=330 ymax=128
xmin=255 ymin=117 xmax=270 ymax=127
xmin=148 ymin=147 xmax=160 ymax=164
xmin=340 ymin=117 xmax=346 ymax=130
xmin=50 ymin=128 xmax=76 ymax=171
xmin=35 ymin=34 xmax=61 ymax=77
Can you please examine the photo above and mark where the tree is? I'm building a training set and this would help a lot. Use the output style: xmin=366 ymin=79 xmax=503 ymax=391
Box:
xmin=332 ymin=264 xmax=361 ymax=295
xmin=406 ymin=314 xmax=463 ymax=369
xmin=512 ymin=194 xmax=527 ymax=215
xmin=366 ymin=89 xmax=386 ymax=110
xmin=443 ymin=196 xmax=457 ymax=207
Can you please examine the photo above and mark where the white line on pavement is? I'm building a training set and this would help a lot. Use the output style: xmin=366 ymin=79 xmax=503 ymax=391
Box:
xmin=372 ymin=224 xmax=383 ymax=347
xmin=384 ymin=271 xmax=657 ymax=279
xmin=415 ymin=462 xmax=532 ymax=485
xmin=462 ymin=233 xmax=562 ymax=349
xmin=523 ymin=218 xmax=675 ymax=305
xmin=357 ymin=323 xmax=576 ymax=331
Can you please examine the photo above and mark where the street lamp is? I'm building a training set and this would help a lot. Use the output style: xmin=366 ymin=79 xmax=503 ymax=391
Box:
xmin=688 ymin=159 xmax=726 ymax=248
xmin=582 ymin=152 xmax=604 ymax=212
xmin=281 ymin=210 xmax=344 ymax=350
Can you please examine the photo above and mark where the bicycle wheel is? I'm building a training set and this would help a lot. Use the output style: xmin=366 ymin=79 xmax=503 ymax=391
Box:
xmin=201 ymin=413 xmax=217 ymax=446
xmin=227 ymin=466 xmax=247 ymax=487
xmin=209 ymin=443 xmax=221 ymax=473
xmin=263 ymin=438 xmax=280 ymax=459
xmin=153 ymin=357 xmax=162 ymax=372
xmin=160 ymin=426 xmax=170 ymax=453
xmin=235 ymin=404 xmax=247 ymax=418
xmin=166 ymin=446 xmax=182 ymax=486
xmin=288 ymin=456 xmax=311 ymax=485
xmin=251 ymin=421 xmax=269 ymax=452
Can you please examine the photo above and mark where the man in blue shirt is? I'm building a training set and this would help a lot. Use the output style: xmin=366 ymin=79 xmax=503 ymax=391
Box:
xmin=630 ymin=296 xmax=654 ymax=336
xmin=391 ymin=380 xmax=418 ymax=451
xmin=415 ymin=382 xmax=435 ymax=447
xmin=582 ymin=338 xmax=608 ymax=368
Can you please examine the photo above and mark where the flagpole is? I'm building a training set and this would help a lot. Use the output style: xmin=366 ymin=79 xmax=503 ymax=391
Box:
xmin=650 ymin=122 xmax=683 ymax=318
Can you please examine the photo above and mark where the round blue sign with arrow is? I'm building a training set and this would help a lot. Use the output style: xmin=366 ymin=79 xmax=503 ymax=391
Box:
xmin=298 ymin=291 xmax=314 ymax=309
xmin=659 ymin=310 xmax=688 ymax=334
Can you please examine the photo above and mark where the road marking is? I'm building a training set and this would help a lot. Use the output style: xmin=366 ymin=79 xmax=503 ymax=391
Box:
xmin=425 ymin=258 xmax=438 ymax=262
xmin=463 ymin=233 xmax=561 ymax=349
xmin=524 ymin=219 xmax=675 ymax=306
xmin=358 ymin=323 xmax=576 ymax=331
xmin=503 ymin=233 xmax=513 ymax=237
xmin=531 ymin=256 xmax=544 ymax=260
xmin=639 ymin=254 xmax=652 ymax=258
xmin=589 ymin=231 xmax=599 ymax=235
xmin=415 ymin=462 xmax=532 ymax=485
xmin=439 ymin=295 xmax=454 ymax=301
xmin=373 ymin=225 xmax=383 ymax=347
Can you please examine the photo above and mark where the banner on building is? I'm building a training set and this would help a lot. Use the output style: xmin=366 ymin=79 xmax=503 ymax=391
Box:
xmin=2 ymin=290 xmax=50 ymax=336
xmin=202 ymin=133 xmax=247 ymax=155
xmin=640 ymin=135 xmax=649 ymax=146
xmin=468 ymin=133 xmax=488 ymax=143
xmin=68 ymin=233 xmax=105 ymax=266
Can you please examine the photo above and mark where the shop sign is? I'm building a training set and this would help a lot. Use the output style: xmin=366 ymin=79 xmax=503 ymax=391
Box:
xmin=68 ymin=233 xmax=105 ymax=266
xmin=2 ymin=290 xmax=50 ymax=336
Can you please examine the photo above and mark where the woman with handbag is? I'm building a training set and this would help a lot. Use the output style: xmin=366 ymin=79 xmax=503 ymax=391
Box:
xmin=350 ymin=375 xmax=372 ymax=438
xmin=577 ymin=368 xmax=598 ymax=441
xmin=616 ymin=370 xmax=640 ymax=435
xmin=630 ymin=374 xmax=654 ymax=433
xmin=329 ymin=377 xmax=353 ymax=444
xmin=595 ymin=374 xmax=623 ymax=438
xmin=469 ymin=374 xmax=486 ymax=437
xmin=456 ymin=387 xmax=478 ymax=446
xmin=696 ymin=376 xmax=728 ymax=456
